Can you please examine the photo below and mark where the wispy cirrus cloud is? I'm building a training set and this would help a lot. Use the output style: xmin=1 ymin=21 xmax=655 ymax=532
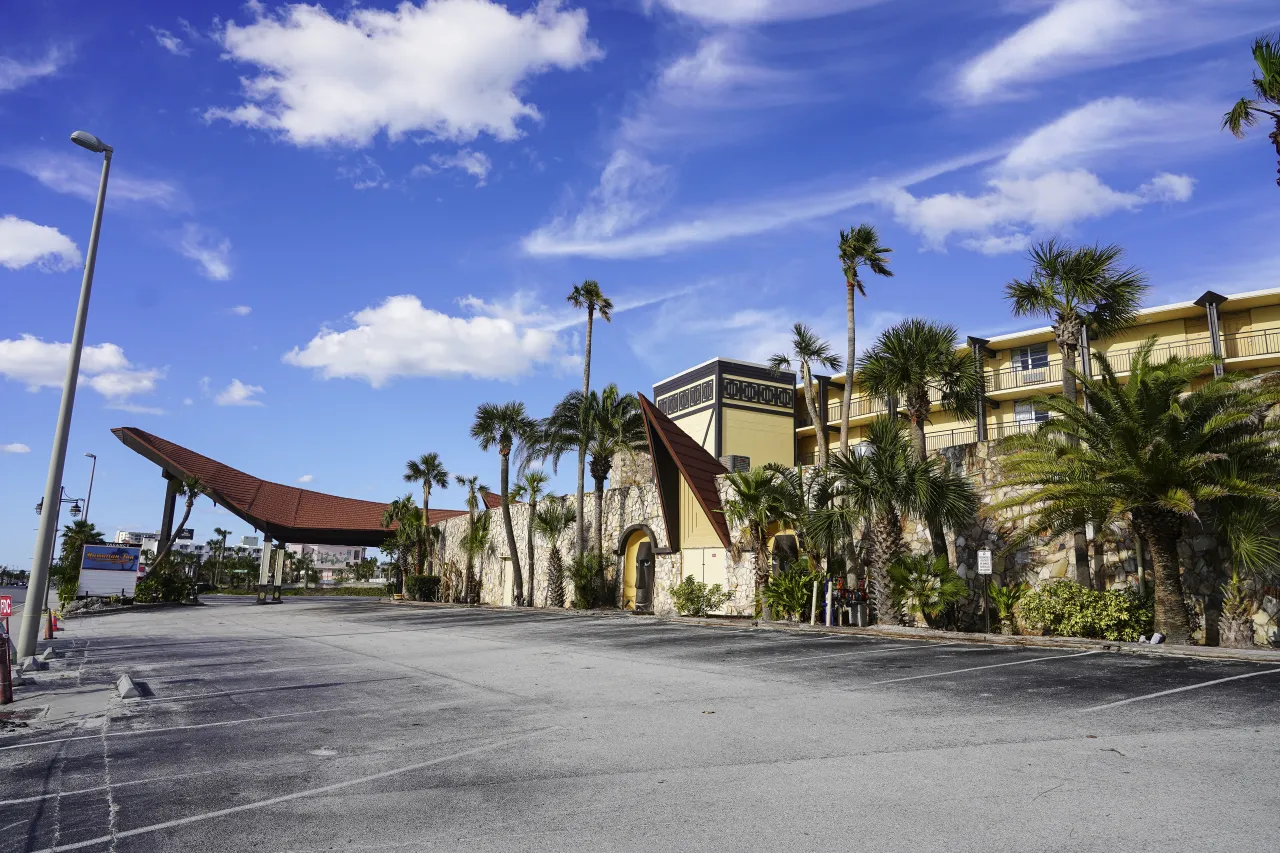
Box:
xmin=179 ymin=224 xmax=233 ymax=280
xmin=645 ymin=0 xmax=885 ymax=25
xmin=0 ymin=46 xmax=70 ymax=92
xmin=12 ymin=152 xmax=184 ymax=209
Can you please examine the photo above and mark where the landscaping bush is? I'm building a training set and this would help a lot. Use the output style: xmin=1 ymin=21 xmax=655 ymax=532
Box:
xmin=669 ymin=575 xmax=732 ymax=617
xmin=1019 ymin=581 xmax=1154 ymax=641
xmin=569 ymin=552 xmax=609 ymax=609
xmin=134 ymin=562 xmax=195 ymax=604
xmin=988 ymin=580 xmax=1030 ymax=635
xmin=761 ymin=563 xmax=821 ymax=622
xmin=405 ymin=574 xmax=441 ymax=602
xmin=887 ymin=553 xmax=968 ymax=628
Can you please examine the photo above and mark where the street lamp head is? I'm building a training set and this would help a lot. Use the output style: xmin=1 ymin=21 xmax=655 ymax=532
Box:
xmin=35 ymin=499 xmax=44 ymax=516
xmin=70 ymin=502 xmax=82 ymax=518
xmin=70 ymin=130 xmax=110 ymax=153
xmin=85 ymin=452 xmax=96 ymax=459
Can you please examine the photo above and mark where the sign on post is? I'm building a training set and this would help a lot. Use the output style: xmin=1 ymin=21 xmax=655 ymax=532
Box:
xmin=80 ymin=546 xmax=142 ymax=598
xmin=977 ymin=549 xmax=993 ymax=575
xmin=0 ymin=595 xmax=11 ymax=619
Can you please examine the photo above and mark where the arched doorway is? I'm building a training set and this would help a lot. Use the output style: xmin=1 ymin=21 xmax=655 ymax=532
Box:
xmin=621 ymin=528 xmax=653 ymax=611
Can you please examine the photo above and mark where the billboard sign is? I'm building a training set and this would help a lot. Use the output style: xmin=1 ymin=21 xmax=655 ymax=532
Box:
xmin=175 ymin=528 xmax=194 ymax=541
xmin=80 ymin=545 xmax=142 ymax=597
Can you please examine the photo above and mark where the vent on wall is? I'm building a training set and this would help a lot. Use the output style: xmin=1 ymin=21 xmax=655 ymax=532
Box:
xmin=719 ymin=455 xmax=750 ymax=473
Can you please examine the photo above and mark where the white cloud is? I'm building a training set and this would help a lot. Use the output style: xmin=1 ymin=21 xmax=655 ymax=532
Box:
xmin=0 ymin=46 xmax=69 ymax=92
xmin=13 ymin=152 xmax=183 ymax=209
xmin=337 ymin=156 xmax=389 ymax=190
xmin=297 ymin=474 xmax=314 ymax=483
xmin=646 ymin=0 xmax=881 ymax=24
xmin=0 ymin=335 xmax=164 ymax=401
xmin=958 ymin=0 xmax=1280 ymax=101
xmin=1000 ymin=97 xmax=1192 ymax=175
xmin=151 ymin=26 xmax=190 ymax=56
xmin=881 ymin=169 xmax=1194 ymax=254
xmin=1 ymin=443 xmax=30 ymax=454
xmin=207 ymin=0 xmax=602 ymax=147
xmin=183 ymin=397 xmax=194 ymax=406
xmin=231 ymin=305 xmax=252 ymax=316
xmin=215 ymin=379 xmax=265 ymax=406
xmin=414 ymin=149 xmax=493 ymax=186
xmin=108 ymin=402 xmax=166 ymax=415
xmin=0 ymin=216 xmax=81 ymax=271
xmin=179 ymin=224 xmax=232 ymax=280
xmin=283 ymin=294 xmax=577 ymax=386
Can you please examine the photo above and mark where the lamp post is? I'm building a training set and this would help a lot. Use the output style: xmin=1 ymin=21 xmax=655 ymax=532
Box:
xmin=33 ymin=489 xmax=83 ymax=617
xmin=16 ymin=131 xmax=112 ymax=662
xmin=83 ymin=452 xmax=97 ymax=523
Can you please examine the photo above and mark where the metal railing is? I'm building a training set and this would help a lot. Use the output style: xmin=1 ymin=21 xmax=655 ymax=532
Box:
xmin=924 ymin=418 xmax=1052 ymax=453
xmin=1223 ymin=327 xmax=1280 ymax=360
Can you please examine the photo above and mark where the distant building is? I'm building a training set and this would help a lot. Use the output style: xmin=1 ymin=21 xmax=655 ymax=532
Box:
xmin=113 ymin=530 xmax=264 ymax=563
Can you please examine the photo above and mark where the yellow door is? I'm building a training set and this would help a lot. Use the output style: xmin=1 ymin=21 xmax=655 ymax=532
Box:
xmin=622 ymin=531 xmax=649 ymax=611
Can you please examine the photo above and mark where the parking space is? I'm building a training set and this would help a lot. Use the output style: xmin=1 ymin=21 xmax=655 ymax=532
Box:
xmin=2 ymin=597 xmax=1278 ymax=852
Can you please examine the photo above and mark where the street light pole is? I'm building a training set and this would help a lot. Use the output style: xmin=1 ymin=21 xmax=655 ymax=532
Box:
xmin=16 ymin=131 xmax=112 ymax=661
xmin=83 ymin=452 xmax=97 ymax=523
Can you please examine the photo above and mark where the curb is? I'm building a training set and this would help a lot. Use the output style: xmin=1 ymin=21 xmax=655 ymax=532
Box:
xmin=116 ymin=673 xmax=141 ymax=699
xmin=385 ymin=598 xmax=1280 ymax=665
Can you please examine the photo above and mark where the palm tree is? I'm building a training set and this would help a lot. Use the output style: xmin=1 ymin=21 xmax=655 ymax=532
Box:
xmin=1004 ymin=239 xmax=1148 ymax=409
xmin=511 ymin=469 xmax=550 ymax=606
xmin=57 ymin=520 xmax=104 ymax=567
xmin=471 ymin=402 xmax=538 ymax=608
xmin=1223 ymin=34 xmax=1280 ymax=188
xmin=838 ymin=224 xmax=894 ymax=452
xmin=380 ymin=494 xmax=420 ymax=594
xmin=534 ymin=497 xmax=576 ymax=608
xmin=461 ymin=510 xmax=496 ymax=596
xmin=991 ymin=341 xmax=1280 ymax=646
xmin=403 ymin=453 xmax=449 ymax=572
xmin=770 ymin=323 xmax=842 ymax=467
xmin=213 ymin=527 xmax=231 ymax=588
xmin=454 ymin=475 xmax=490 ymax=601
xmin=567 ymin=279 xmax=613 ymax=556
xmin=764 ymin=462 xmax=838 ymax=573
xmin=859 ymin=318 xmax=982 ymax=560
xmin=816 ymin=417 xmax=978 ymax=625
xmin=587 ymin=385 xmax=647 ymax=559
xmin=152 ymin=477 xmax=204 ymax=566
xmin=723 ymin=467 xmax=786 ymax=620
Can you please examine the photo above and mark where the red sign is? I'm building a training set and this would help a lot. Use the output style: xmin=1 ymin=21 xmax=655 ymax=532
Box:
xmin=0 ymin=596 xmax=11 ymax=618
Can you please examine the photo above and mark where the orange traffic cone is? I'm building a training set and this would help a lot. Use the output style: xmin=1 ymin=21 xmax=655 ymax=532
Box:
xmin=52 ymin=611 xmax=61 ymax=632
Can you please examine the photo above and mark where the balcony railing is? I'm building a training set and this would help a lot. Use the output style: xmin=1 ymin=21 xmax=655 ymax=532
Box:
xmin=986 ymin=360 xmax=1063 ymax=393
xmin=1223 ymin=327 xmax=1280 ymax=360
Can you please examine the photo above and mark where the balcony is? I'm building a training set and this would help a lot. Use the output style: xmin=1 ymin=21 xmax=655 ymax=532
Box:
xmin=1223 ymin=327 xmax=1280 ymax=361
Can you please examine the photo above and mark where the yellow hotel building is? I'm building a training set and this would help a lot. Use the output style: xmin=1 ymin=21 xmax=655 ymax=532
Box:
xmin=653 ymin=287 xmax=1280 ymax=469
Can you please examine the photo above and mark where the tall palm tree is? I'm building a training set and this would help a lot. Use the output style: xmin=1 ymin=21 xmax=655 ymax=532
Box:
xmin=567 ymin=279 xmax=613 ymax=556
xmin=213 ymin=527 xmax=231 ymax=587
xmin=1004 ymin=239 xmax=1148 ymax=409
xmin=534 ymin=497 xmax=576 ymax=608
xmin=403 ymin=453 xmax=449 ymax=571
xmin=57 ymin=520 xmax=104 ymax=567
xmin=991 ymin=341 xmax=1280 ymax=645
xmin=816 ymin=417 xmax=978 ymax=625
xmin=471 ymin=402 xmax=538 ymax=607
xmin=152 ymin=477 xmax=204 ymax=566
xmin=454 ymin=475 xmax=490 ymax=601
xmin=859 ymin=318 xmax=981 ymax=560
xmin=380 ymin=494 xmax=419 ymax=595
xmin=770 ymin=323 xmax=842 ymax=467
xmin=511 ymin=469 xmax=550 ymax=606
xmin=838 ymin=224 xmax=894 ymax=452
xmin=723 ymin=467 xmax=786 ymax=620
xmin=764 ymin=462 xmax=838 ymax=573
xmin=586 ymin=385 xmax=647 ymax=559
xmin=1223 ymin=34 xmax=1280 ymax=188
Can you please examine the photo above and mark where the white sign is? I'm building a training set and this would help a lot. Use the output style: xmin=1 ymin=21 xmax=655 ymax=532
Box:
xmin=977 ymin=549 xmax=993 ymax=575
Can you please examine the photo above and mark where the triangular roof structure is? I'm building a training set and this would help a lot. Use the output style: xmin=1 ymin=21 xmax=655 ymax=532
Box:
xmin=112 ymin=427 xmax=466 ymax=547
xmin=637 ymin=394 xmax=731 ymax=548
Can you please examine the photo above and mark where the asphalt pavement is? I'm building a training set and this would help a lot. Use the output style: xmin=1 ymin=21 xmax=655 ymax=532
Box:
xmin=2 ymin=596 xmax=1278 ymax=852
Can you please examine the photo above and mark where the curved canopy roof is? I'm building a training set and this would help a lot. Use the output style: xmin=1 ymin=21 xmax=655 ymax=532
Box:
xmin=112 ymin=427 xmax=466 ymax=547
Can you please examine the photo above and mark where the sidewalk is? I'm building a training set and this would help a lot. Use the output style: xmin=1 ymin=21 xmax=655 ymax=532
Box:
xmin=389 ymin=598 xmax=1280 ymax=664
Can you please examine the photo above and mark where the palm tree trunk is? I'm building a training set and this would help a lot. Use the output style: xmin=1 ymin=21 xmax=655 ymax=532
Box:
xmin=153 ymin=498 xmax=195 ymax=567
xmin=422 ymin=487 xmax=431 ymax=574
xmin=1059 ymin=342 xmax=1080 ymax=408
xmin=593 ymin=475 xmax=607 ymax=603
xmin=463 ymin=505 xmax=475 ymax=603
xmin=869 ymin=512 xmax=903 ymax=625
xmin=577 ymin=307 xmax=595 ymax=557
xmin=1271 ymin=119 xmax=1280 ymax=189
xmin=842 ymin=281 xmax=855 ymax=453
xmin=526 ymin=497 xmax=536 ymax=607
xmin=755 ymin=533 xmax=772 ymax=621
xmin=1136 ymin=512 xmax=1192 ymax=645
xmin=801 ymin=362 xmax=825 ymax=466
xmin=500 ymin=453 xmax=524 ymax=607
xmin=548 ymin=548 xmax=565 ymax=608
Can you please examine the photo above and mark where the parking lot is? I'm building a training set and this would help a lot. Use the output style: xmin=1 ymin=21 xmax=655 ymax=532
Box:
xmin=3 ymin=596 xmax=1278 ymax=852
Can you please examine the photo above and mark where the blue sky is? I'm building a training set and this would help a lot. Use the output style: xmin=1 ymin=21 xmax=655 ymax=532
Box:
xmin=2 ymin=0 xmax=1278 ymax=566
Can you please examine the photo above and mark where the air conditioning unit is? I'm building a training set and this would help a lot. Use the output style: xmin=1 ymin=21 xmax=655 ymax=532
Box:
xmin=719 ymin=454 xmax=750 ymax=473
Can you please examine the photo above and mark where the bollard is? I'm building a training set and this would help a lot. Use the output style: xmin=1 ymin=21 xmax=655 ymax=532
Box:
xmin=825 ymin=581 xmax=833 ymax=628
xmin=44 ymin=611 xmax=54 ymax=640
xmin=1 ymin=625 xmax=12 ymax=704
xmin=809 ymin=581 xmax=819 ymax=625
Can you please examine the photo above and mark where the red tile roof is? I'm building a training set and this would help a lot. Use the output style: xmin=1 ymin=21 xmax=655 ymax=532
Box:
xmin=636 ymin=394 xmax=731 ymax=548
xmin=112 ymin=427 xmax=464 ymax=546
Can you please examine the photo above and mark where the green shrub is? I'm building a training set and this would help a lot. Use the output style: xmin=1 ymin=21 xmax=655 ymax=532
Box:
xmin=1019 ymin=581 xmax=1154 ymax=641
xmin=669 ymin=575 xmax=732 ymax=616
xmin=888 ymin=553 xmax=968 ymax=628
xmin=989 ymin=580 xmax=1031 ymax=634
xmin=134 ymin=562 xmax=195 ymax=603
xmin=762 ymin=563 xmax=821 ymax=621
xmin=405 ymin=575 xmax=441 ymax=602
xmin=569 ymin=552 xmax=610 ymax=609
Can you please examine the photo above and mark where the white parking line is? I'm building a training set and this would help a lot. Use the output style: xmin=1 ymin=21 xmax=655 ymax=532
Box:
xmin=26 ymin=727 xmax=553 ymax=853
xmin=730 ymin=641 xmax=958 ymax=667
xmin=1078 ymin=666 xmax=1280 ymax=712
xmin=865 ymin=650 xmax=1099 ymax=685
xmin=0 ymin=769 xmax=222 ymax=805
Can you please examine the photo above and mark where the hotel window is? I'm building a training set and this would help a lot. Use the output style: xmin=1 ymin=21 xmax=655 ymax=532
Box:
xmin=1014 ymin=401 xmax=1050 ymax=425
xmin=1013 ymin=343 xmax=1050 ymax=371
